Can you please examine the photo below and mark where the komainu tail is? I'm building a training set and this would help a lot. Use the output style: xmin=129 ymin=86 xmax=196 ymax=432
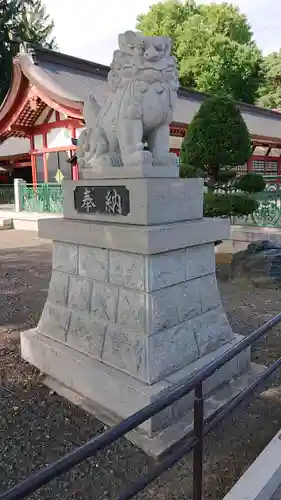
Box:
xmin=83 ymin=94 xmax=100 ymax=129
xmin=78 ymin=94 xmax=101 ymax=167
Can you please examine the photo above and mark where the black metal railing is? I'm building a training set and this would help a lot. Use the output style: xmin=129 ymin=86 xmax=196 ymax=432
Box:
xmin=2 ymin=312 xmax=281 ymax=500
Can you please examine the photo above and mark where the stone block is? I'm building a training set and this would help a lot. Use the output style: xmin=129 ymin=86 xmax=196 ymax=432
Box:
xmin=67 ymin=311 xmax=106 ymax=359
xmin=165 ymin=333 xmax=245 ymax=388
xmin=48 ymin=271 xmax=69 ymax=307
xmin=146 ymin=178 xmax=203 ymax=225
xmin=147 ymin=322 xmax=199 ymax=383
xmin=102 ymin=325 xmax=147 ymax=381
xmin=91 ymin=282 xmax=118 ymax=322
xmin=155 ymin=334 xmax=249 ymax=433
xmin=176 ymin=280 xmax=202 ymax=324
xmin=109 ymin=251 xmax=145 ymax=291
xmin=0 ymin=218 xmax=13 ymax=230
xmin=53 ymin=242 xmax=78 ymax=274
xmin=148 ymin=285 xmax=182 ymax=333
xmin=79 ymin=245 xmax=109 ymax=282
xmin=37 ymin=301 xmax=71 ymax=342
xmin=203 ymin=345 xmax=251 ymax=396
xmin=186 ymin=243 xmax=215 ymax=280
xmin=79 ymin=164 xmax=179 ymax=179
xmin=63 ymin=178 xmax=203 ymax=226
xmin=21 ymin=329 xmax=153 ymax=428
xmin=21 ymin=329 xmax=255 ymax=458
xmin=146 ymin=249 xmax=186 ymax=291
xmin=148 ymin=278 xmax=213 ymax=335
xmin=68 ymin=276 xmax=92 ymax=312
xmin=117 ymin=289 xmax=146 ymax=332
xmin=199 ymin=274 xmax=222 ymax=314
xmin=193 ymin=307 xmax=233 ymax=356
xmin=146 ymin=274 xmax=226 ymax=337
xmin=39 ymin=217 xmax=230 ymax=255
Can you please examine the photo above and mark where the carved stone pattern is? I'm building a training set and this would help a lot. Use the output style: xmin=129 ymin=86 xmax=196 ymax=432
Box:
xmin=37 ymin=242 xmax=234 ymax=384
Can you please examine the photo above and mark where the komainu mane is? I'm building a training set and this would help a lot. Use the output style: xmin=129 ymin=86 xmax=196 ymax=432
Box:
xmin=77 ymin=30 xmax=179 ymax=169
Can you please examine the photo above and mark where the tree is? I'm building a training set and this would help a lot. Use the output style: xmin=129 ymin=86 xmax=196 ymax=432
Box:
xmin=180 ymin=95 xmax=265 ymax=219
xmin=0 ymin=0 xmax=57 ymax=103
xmin=16 ymin=0 xmax=57 ymax=49
xmin=136 ymin=0 xmax=197 ymax=56
xmin=136 ymin=1 xmax=264 ymax=103
xmin=258 ymin=50 xmax=281 ymax=109
xmin=0 ymin=1 xmax=18 ymax=104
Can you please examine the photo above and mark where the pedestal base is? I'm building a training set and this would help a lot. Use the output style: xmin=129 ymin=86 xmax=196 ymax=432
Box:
xmin=21 ymin=329 xmax=263 ymax=458
xmin=21 ymin=176 xmax=260 ymax=457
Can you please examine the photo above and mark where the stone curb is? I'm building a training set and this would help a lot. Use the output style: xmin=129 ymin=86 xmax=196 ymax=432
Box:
xmin=223 ymin=429 xmax=281 ymax=500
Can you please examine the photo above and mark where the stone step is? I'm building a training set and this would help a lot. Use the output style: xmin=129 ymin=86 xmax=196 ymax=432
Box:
xmin=44 ymin=362 xmax=264 ymax=460
xmin=0 ymin=218 xmax=13 ymax=230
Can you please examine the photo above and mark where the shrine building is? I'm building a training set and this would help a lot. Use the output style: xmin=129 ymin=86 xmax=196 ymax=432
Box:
xmin=1 ymin=43 xmax=281 ymax=186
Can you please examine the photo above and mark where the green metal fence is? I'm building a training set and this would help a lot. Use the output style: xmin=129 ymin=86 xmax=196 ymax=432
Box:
xmin=215 ymin=175 xmax=281 ymax=228
xmin=19 ymin=183 xmax=63 ymax=213
xmin=0 ymin=185 xmax=14 ymax=205
xmin=14 ymin=177 xmax=281 ymax=224
xmin=232 ymin=190 xmax=281 ymax=227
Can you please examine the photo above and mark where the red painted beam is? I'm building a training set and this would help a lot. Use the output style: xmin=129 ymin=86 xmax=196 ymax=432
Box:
xmin=9 ymin=124 xmax=33 ymax=135
xmin=31 ymin=118 xmax=83 ymax=135
xmin=14 ymin=161 xmax=31 ymax=167
xmin=31 ymin=145 xmax=77 ymax=154
xmin=43 ymin=108 xmax=54 ymax=124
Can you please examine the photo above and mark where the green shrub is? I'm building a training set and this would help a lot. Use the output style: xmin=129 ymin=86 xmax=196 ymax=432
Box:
xmin=180 ymin=95 xmax=252 ymax=184
xmin=203 ymin=192 xmax=259 ymax=218
xmin=180 ymin=94 xmax=264 ymax=220
xmin=230 ymin=194 xmax=259 ymax=216
xmin=203 ymin=192 xmax=232 ymax=218
xmin=235 ymin=172 xmax=266 ymax=193
xmin=180 ymin=163 xmax=203 ymax=178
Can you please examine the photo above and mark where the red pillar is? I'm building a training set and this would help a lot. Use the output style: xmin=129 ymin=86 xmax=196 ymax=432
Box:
xmin=247 ymin=157 xmax=253 ymax=172
xmin=70 ymin=125 xmax=76 ymax=140
xmin=72 ymin=162 xmax=79 ymax=180
xmin=70 ymin=126 xmax=78 ymax=179
xmin=43 ymin=133 xmax=48 ymax=182
xmin=30 ymin=136 xmax=37 ymax=185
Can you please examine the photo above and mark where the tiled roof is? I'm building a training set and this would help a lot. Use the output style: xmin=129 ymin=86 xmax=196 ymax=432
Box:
xmin=22 ymin=44 xmax=111 ymax=106
xmin=23 ymin=43 xmax=281 ymax=120
xmin=39 ymin=61 xmax=110 ymax=103
xmin=1 ymin=42 xmax=281 ymax=144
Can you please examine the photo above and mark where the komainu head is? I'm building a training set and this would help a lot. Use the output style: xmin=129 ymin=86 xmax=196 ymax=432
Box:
xmin=108 ymin=30 xmax=178 ymax=91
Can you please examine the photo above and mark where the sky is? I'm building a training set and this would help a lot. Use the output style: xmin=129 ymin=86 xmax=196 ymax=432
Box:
xmin=44 ymin=0 xmax=281 ymax=64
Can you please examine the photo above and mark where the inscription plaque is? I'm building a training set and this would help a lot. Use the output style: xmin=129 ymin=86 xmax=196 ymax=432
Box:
xmin=74 ymin=186 xmax=130 ymax=216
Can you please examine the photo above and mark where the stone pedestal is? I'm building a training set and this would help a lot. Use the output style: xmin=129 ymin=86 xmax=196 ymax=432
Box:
xmin=21 ymin=171 xmax=259 ymax=457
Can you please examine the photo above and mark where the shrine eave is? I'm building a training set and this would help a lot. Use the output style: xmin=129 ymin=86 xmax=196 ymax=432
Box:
xmin=19 ymin=52 xmax=83 ymax=115
xmin=0 ymin=62 xmax=30 ymax=137
xmin=0 ymin=50 xmax=87 ymax=138
xmin=0 ymin=153 xmax=30 ymax=162
xmin=1 ymin=43 xmax=281 ymax=143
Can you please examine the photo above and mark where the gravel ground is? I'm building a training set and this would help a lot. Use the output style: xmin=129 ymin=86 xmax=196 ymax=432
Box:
xmin=1 ymin=231 xmax=281 ymax=500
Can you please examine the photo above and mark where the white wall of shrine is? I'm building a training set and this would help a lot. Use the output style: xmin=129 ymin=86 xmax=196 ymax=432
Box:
xmin=33 ymin=128 xmax=72 ymax=149
xmin=32 ymin=108 xmax=74 ymax=150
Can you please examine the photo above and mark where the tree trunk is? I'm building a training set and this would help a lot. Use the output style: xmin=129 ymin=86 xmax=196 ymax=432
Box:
xmin=208 ymin=165 xmax=219 ymax=191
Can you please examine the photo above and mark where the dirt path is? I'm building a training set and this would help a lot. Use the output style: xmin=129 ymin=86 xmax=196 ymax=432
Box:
xmin=1 ymin=230 xmax=281 ymax=500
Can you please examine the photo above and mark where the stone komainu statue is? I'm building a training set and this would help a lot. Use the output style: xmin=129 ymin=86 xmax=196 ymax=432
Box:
xmin=77 ymin=31 xmax=179 ymax=169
